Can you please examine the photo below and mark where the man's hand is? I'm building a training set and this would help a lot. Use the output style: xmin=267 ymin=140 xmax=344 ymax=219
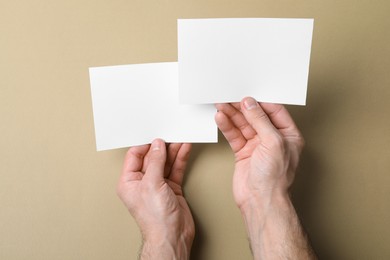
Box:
xmin=215 ymin=97 xmax=316 ymax=260
xmin=215 ymin=97 xmax=304 ymax=210
xmin=117 ymin=139 xmax=194 ymax=260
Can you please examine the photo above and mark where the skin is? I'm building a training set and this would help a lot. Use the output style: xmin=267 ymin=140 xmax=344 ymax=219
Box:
xmin=117 ymin=96 xmax=316 ymax=259
xmin=117 ymin=140 xmax=194 ymax=260
xmin=215 ymin=97 xmax=317 ymax=259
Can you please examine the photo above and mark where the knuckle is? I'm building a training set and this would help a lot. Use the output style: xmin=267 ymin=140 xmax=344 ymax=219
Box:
xmin=148 ymin=149 xmax=163 ymax=161
xmin=267 ymin=133 xmax=285 ymax=151
xmin=266 ymin=134 xmax=284 ymax=151
xmin=149 ymin=156 xmax=165 ymax=166
xmin=253 ymin=110 xmax=269 ymax=122
xmin=293 ymin=132 xmax=305 ymax=150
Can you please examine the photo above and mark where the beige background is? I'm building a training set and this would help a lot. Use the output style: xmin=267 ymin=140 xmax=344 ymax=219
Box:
xmin=1 ymin=0 xmax=389 ymax=259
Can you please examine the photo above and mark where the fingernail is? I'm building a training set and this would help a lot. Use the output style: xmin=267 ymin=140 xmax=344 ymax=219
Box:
xmin=243 ymin=97 xmax=258 ymax=110
xmin=151 ymin=140 xmax=161 ymax=151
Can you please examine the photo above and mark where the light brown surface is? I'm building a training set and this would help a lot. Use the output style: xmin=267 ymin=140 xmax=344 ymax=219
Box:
xmin=1 ymin=1 xmax=390 ymax=259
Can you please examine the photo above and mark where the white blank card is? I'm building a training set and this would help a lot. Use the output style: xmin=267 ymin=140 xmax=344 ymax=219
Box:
xmin=178 ymin=18 xmax=314 ymax=105
xmin=89 ymin=62 xmax=217 ymax=151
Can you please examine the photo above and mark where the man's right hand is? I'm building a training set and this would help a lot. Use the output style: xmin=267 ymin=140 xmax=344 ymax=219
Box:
xmin=215 ymin=97 xmax=304 ymax=210
xmin=215 ymin=97 xmax=316 ymax=260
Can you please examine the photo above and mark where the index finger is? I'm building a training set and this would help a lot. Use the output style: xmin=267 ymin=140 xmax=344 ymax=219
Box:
xmin=122 ymin=144 xmax=150 ymax=174
xmin=168 ymin=143 xmax=192 ymax=186
xmin=260 ymin=103 xmax=301 ymax=138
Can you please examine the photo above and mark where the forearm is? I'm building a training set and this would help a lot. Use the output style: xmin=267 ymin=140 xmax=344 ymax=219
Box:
xmin=140 ymin=234 xmax=192 ymax=260
xmin=240 ymin=193 xmax=317 ymax=260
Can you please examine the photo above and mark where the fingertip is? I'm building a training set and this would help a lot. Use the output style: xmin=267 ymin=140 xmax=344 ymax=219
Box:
xmin=214 ymin=110 xmax=226 ymax=126
xmin=180 ymin=143 xmax=192 ymax=159
xmin=240 ymin=97 xmax=277 ymax=136
xmin=123 ymin=144 xmax=150 ymax=173
xmin=126 ymin=143 xmax=149 ymax=157
xmin=259 ymin=102 xmax=284 ymax=113
xmin=149 ymin=138 xmax=167 ymax=163
xmin=144 ymin=139 xmax=167 ymax=184
xmin=215 ymin=103 xmax=225 ymax=111
xmin=181 ymin=142 xmax=192 ymax=150
xmin=151 ymin=138 xmax=165 ymax=151
xmin=241 ymin=96 xmax=259 ymax=111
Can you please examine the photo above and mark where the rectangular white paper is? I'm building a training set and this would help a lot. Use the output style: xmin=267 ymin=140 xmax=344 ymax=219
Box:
xmin=89 ymin=62 xmax=217 ymax=151
xmin=178 ymin=18 xmax=314 ymax=105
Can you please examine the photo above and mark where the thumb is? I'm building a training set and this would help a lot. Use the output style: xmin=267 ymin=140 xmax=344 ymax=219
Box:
xmin=241 ymin=97 xmax=278 ymax=139
xmin=144 ymin=139 xmax=167 ymax=186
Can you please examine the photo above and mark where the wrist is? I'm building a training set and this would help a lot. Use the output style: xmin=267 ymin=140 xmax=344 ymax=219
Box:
xmin=141 ymin=232 xmax=193 ymax=260
xmin=239 ymin=188 xmax=291 ymax=217
xmin=239 ymin=192 xmax=293 ymax=249
xmin=239 ymin=192 xmax=312 ymax=260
